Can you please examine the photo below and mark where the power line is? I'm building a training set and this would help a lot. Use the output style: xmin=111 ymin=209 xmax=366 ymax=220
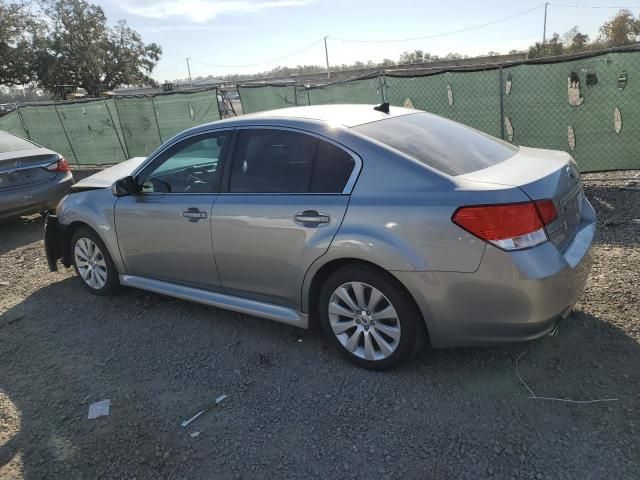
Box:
xmin=153 ymin=59 xmax=188 ymax=74
xmin=331 ymin=4 xmax=545 ymax=43
xmin=191 ymin=38 xmax=325 ymax=68
xmin=551 ymin=3 xmax=640 ymax=8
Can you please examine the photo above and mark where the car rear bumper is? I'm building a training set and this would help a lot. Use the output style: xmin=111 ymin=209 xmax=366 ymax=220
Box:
xmin=0 ymin=172 xmax=74 ymax=218
xmin=394 ymin=197 xmax=596 ymax=348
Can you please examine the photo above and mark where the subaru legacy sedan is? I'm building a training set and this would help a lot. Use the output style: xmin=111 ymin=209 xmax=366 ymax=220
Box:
xmin=0 ymin=131 xmax=74 ymax=219
xmin=44 ymin=105 xmax=595 ymax=369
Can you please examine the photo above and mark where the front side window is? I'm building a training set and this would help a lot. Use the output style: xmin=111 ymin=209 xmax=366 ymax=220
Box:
xmin=229 ymin=129 xmax=355 ymax=194
xmin=139 ymin=132 xmax=230 ymax=194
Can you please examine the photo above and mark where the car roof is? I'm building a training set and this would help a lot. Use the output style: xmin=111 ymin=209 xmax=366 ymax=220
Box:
xmin=214 ymin=104 xmax=418 ymax=128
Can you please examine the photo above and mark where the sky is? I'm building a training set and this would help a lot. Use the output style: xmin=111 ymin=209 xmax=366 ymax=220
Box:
xmin=96 ymin=0 xmax=640 ymax=82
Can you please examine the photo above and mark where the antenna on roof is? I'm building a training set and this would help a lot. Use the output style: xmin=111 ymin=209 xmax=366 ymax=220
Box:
xmin=373 ymin=102 xmax=390 ymax=114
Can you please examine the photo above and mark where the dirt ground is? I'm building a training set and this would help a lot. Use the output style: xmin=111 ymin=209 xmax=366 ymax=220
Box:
xmin=0 ymin=173 xmax=639 ymax=479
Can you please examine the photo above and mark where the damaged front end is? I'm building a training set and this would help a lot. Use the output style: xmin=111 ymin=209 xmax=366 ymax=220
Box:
xmin=44 ymin=214 xmax=65 ymax=272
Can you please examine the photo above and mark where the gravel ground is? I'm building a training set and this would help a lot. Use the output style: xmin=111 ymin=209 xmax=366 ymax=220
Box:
xmin=1 ymin=173 xmax=639 ymax=480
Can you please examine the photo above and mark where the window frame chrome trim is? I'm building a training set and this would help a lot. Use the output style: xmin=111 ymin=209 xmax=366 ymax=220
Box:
xmin=129 ymin=124 xmax=362 ymax=196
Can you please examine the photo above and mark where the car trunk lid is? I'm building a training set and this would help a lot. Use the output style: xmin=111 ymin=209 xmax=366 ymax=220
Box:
xmin=457 ymin=146 xmax=583 ymax=252
xmin=0 ymin=149 xmax=59 ymax=191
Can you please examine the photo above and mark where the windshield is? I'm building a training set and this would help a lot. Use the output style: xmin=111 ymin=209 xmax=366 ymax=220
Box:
xmin=353 ymin=112 xmax=518 ymax=176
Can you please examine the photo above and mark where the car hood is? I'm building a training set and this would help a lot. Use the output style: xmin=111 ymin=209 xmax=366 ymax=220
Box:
xmin=72 ymin=157 xmax=147 ymax=190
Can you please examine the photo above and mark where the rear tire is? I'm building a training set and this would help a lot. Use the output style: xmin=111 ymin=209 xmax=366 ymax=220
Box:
xmin=71 ymin=227 xmax=120 ymax=295
xmin=318 ymin=264 xmax=424 ymax=370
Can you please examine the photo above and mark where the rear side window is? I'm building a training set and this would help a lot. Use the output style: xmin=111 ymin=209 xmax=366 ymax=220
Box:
xmin=229 ymin=129 xmax=355 ymax=194
xmin=310 ymin=141 xmax=355 ymax=193
xmin=0 ymin=132 xmax=37 ymax=153
xmin=353 ymin=113 xmax=518 ymax=176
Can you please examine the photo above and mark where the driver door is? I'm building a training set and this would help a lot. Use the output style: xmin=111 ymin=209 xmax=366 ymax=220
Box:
xmin=115 ymin=130 xmax=231 ymax=290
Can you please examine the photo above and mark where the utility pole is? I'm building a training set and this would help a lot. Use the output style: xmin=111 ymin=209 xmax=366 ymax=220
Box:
xmin=542 ymin=2 xmax=549 ymax=44
xmin=186 ymin=57 xmax=193 ymax=87
xmin=324 ymin=36 xmax=331 ymax=80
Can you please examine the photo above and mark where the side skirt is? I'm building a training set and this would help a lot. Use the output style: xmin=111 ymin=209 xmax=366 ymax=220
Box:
xmin=119 ymin=275 xmax=308 ymax=328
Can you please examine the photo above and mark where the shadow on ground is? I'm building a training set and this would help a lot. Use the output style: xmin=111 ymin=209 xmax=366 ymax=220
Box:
xmin=0 ymin=216 xmax=44 ymax=256
xmin=1 ymin=276 xmax=639 ymax=479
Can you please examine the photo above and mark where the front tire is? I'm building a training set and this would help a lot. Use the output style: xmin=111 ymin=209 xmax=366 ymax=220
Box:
xmin=71 ymin=227 xmax=120 ymax=295
xmin=318 ymin=264 xmax=423 ymax=370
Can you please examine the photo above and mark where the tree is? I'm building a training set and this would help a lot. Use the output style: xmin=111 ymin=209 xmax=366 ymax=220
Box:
xmin=527 ymin=33 xmax=564 ymax=59
xmin=599 ymin=9 xmax=640 ymax=46
xmin=0 ymin=1 xmax=41 ymax=85
xmin=561 ymin=26 xmax=590 ymax=53
xmin=35 ymin=0 xmax=161 ymax=96
xmin=399 ymin=50 xmax=426 ymax=64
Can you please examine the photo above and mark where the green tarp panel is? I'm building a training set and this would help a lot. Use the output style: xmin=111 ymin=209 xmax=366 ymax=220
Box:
xmin=0 ymin=110 xmax=27 ymax=138
xmin=18 ymin=105 xmax=77 ymax=164
xmin=386 ymin=70 xmax=502 ymax=138
xmin=153 ymin=90 xmax=221 ymax=143
xmin=56 ymin=101 xmax=127 ymax=165
xmin=308 ymin=76 xmax=383 ymax=106
xmin=105 ymin=98 xmax=125 ymax=157
xmin=238 ymin=85 xmax=298 ymax=113
xmin=503 ymin=52 xmax=640 ymax=171
xmin=114 ymin=96 xmax=163 ymax=158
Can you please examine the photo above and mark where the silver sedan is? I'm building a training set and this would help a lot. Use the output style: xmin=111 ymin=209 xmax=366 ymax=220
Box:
xmin=44 ymin=105 xmax=595 ymax=369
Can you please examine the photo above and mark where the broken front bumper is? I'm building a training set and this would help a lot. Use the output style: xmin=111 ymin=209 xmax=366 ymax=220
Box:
xmin=44 ymin=214 xmax=64 ymax=272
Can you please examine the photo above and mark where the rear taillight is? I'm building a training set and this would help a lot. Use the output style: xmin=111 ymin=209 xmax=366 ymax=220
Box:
xmin=46 ymin=156 xmax=71 ymax=173
xmin=452 ymin=200 xmax=558 ymax=251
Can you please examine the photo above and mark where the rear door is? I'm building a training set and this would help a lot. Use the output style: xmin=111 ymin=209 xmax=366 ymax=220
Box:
xmin=211 ymin=128 xmax=359 ymax=309
xmin=115 ymin=130 xmax=231 ymax=290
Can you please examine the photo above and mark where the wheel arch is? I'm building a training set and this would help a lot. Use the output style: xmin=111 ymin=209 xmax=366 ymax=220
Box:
xmin=303 ymin=257 xmax=429 ymax=342
xmin=62 ymin=221 xmax=121 ymax=274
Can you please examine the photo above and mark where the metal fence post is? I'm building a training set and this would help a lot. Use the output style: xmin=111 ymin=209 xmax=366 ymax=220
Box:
xmin=112 ymin=96 xmax=131 ymax=159
xmin=16 ymin=104 xmax=30 ymax=139
xmin=293 ymin=85 xmax=298 ymax=107
xmin=499 ymin=66 xmax=505 ymax=141
xmin=378 ymin=71 xmax=388 ymax=103
xmin=104 ymin=99 xmax=128 ymax=161
xmin=53 ymin=103 xmax=79 ymax=165
xmin=150 ymin=95 xmax=164 ymax=144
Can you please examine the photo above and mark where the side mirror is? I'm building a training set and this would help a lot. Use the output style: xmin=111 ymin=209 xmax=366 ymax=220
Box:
xmin=111 ymin=176 xmax=139 ymax=197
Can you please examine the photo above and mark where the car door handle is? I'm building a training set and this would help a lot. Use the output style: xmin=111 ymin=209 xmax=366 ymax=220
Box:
xmin=182 ymin=208 xmax=208 ymax=222
xmin=294 ymin=210 xmax=330 ymax=225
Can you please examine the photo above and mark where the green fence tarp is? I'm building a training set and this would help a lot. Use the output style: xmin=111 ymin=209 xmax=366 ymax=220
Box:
xmin=0 ymin=110 xmax=27 ymax=138
xmin=387 ymin=70 xmax=502 ymax=138
xmin=503 ymin=51 xmax=640 ymax=171
xmin=56 ymin=100 xmax=127 ymax=165
xmin=114 ymin=96 xmax=162 ymax=158
xmin=237 ymin=49 xmax=640 ymax=171
xmin=153 ymin=90 xmax=221 ymax=143
xmin=238 ymin=85 xmax=298 ymax=114
xmin=308 ymin=76 xmax=383 ymax=106
xmin=18 ymin=105 xmax=77 ymax=164
xmin=0 ymin=89 xmax=221 ymax=165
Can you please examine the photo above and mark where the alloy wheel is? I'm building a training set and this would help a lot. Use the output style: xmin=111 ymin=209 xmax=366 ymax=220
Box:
xmin=328 ymin=282 xmax=401 ymax=361
xmin=74 ymin=237 xmax=108 ymax=290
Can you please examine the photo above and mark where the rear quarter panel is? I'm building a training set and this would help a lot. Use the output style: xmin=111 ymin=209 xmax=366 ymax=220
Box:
xmin=301 ymin=140 xmax=531 ymax=312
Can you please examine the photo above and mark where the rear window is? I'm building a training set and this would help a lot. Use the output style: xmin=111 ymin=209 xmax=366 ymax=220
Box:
xmin=0 ymin=132 xmax=37 ymax=153
xmin=353 ymin=113 xmax=518 ymax=176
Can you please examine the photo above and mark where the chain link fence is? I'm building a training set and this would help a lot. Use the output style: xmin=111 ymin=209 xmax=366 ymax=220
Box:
xmin=238 ymin=46 xmax=640 ymax=172
xmin=0 ymin=88 xmax=221 ymax=165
